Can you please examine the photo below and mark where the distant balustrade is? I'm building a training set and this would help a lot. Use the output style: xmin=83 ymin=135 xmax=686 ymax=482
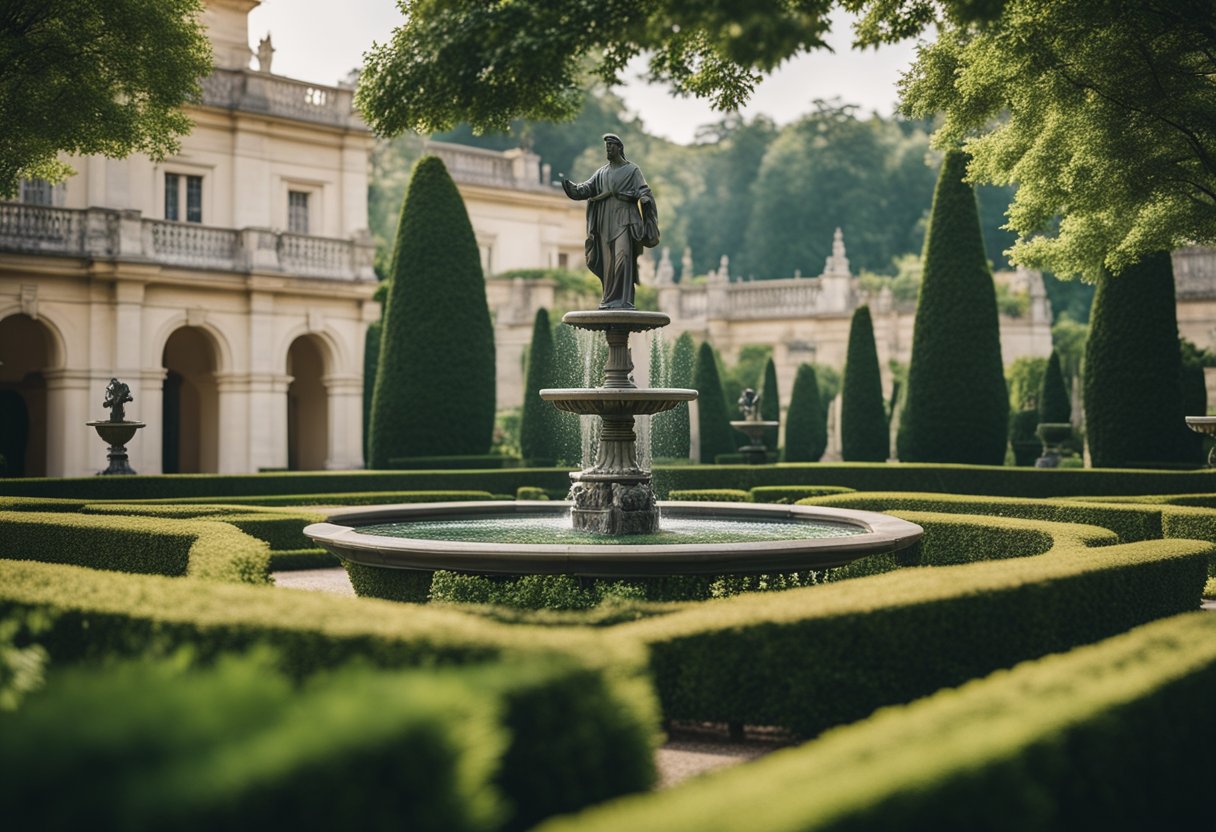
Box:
xmin=0 ymin=203 xmax=374 ymax=281
xmin=1173 ymin=246 xmax=1216 ymax=298
xmin=425 ymin=141 xmax=549 ymax=191
xmin=200 ymin=68 xmax=361 ymax=129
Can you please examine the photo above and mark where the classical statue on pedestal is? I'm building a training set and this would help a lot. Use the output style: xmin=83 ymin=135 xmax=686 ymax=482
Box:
xmin=561 ymin=133 xmax=659 ymax=309
xmin=103 ymin=378 xmax=133 ymax=423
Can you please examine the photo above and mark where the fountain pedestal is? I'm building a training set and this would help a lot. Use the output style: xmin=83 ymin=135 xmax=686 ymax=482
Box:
xmin=542 ymin=310 xmax=697 ymax=535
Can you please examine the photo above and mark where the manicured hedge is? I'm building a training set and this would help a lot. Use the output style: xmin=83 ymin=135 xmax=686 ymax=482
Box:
xmin=6 ymin=464 xmax=1216 ymax=502
xmin=388 ymin=456 xmax=521 ymax=470
xmin=142 ymin=490 xmax=498 ymax=507
xmin=748 ymin=485 xmax=856 ymax=503
xmin=79 ymin=503 xmax=324 ymax=552
xmin=541 ymin=612 xmax=1216 ymax=832
xmin=0 ymin=511 xmax=270 ymax=584
xmin=666 ymin=489 xmax=752 ymax=502
xmin=1 ymin=652 xmax=656 ymax=832
xmin=614 ymin=530 xmax=1208 ymax=737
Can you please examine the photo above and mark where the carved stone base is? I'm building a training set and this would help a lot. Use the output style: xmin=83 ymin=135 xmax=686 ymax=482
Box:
xmin=569 ymin=479 xmax=659 ymax=535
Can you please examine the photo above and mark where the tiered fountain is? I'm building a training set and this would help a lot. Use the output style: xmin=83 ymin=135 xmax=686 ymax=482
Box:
xmin=540 ymin=309 xmax=696 ymax=535
xmin=305 ymin=136 xmax=922 ymax=595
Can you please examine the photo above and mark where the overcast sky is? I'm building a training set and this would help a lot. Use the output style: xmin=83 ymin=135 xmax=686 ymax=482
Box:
xmin=247 ymin=1 xmax=926 ymax=145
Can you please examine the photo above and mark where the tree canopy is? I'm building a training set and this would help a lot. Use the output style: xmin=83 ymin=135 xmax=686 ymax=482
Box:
xmin=901 ymin=0 xmax=1216 ymax=280
xmin=0 ymin=0 xmax=213 ymax=197
xmin=359 ymin=0 xmax=1213 ymax=281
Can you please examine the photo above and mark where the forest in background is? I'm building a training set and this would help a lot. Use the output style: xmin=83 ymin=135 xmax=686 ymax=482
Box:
xmin=368 ymin=89 xmax=1093 ymax=325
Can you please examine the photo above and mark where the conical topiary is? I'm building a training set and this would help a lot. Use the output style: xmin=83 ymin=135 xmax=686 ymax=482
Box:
xmin=896 ymin=150 xmax=1008 ymax=464
xmin=519 ymin=308 xmax=559 ymax=465
xmin=368 ymin=156 xmax=496 ymax=466
xmin=785 ymin=363 xmax=826 ymax=462
xmin=656 ymin=331 xmax=695 ymax=460
xmin=760 ymin=357 xmax=780 ymax=452
xmin=694 ymin=340 xmax=735 ymax=464
xmin=552 ymin=321 xmax=583 ymax=466
xmin=1038 ymin=350 xmax=1071 ymax=425
xmin=1085 ymin=252 xmax=1192 ymax=467
xmin=841 ymin=305 xmax=889 ymax=461
xmin=361 ymin=318 xmax=381 ymax=464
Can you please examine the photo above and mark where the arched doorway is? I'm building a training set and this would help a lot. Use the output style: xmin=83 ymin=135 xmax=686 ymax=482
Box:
xmin=162 ymin=327 xmax=219 ymax=473
xmin=286 ymin=335 xmax=329 ymax=470
xmin=0 ymin=314 xmax=53 ymax=476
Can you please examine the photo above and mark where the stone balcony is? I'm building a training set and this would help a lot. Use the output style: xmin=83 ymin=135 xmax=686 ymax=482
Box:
xmin=0 ymin=203 xmax=376 ymax=282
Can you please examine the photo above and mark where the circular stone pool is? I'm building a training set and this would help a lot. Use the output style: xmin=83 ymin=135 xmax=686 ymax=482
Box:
xmin=305 ymin=501 xmax=923 ymax=578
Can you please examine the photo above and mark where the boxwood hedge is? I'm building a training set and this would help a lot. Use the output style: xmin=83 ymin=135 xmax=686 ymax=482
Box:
xmin=541 ymin=611 xmax=1216 ymax=832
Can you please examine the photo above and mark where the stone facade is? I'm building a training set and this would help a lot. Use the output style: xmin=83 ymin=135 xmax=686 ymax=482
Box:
xmin=0 ymin=0 xmax=377 ymax=477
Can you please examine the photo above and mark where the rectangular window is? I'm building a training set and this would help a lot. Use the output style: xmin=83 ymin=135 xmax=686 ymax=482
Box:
xmin=186 ymin=175 xmax=202 ymax=223
xmin=164 ymin=173 xmax=179 ymax=221
xmin=288 ymin=190 xmax=310 ymax=234
xmin=20 ymin=179 xmax=54 ymax=206
xmin=165 ymin=173 xmax=203 ymax=223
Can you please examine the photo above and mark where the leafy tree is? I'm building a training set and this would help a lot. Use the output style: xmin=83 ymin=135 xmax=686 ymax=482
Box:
xmin=552 ymin=320 xmax=584 ymax=466
xmin=519 ymin=308 xmax=559 ymax=465
xmin=1084 ymin=252 xmax=1192 ymax=468
xmin=693 ymin=341 xmax=735 ymax=464
xmin=841 ymin=305 xmax=889 ymax=462
xmin=760 ymin=357 xmax=780 ymax=451
xmin=0 ymin=0 xmax=213 ymax=196
xmin=1038 ymin=350 xmax=1071 ymax=425
xmin=368 ymin=157 xmax=496 ymax=466
xmin=901 ymin=0 xmax=1216 ymax=280
xmin=897 ymin=150 xmax=1008 ymax=465
xmin=785 ymin=364 xmax=826 ymax=463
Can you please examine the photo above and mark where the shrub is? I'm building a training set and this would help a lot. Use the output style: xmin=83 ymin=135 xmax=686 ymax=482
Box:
xmin=897 ymin=149 xmax=1008 ymax=464
xmin=841 ymin=305 xmax=889 ymax=461
xmin=1039 ymin=349 xmax=1071 ymax=424
xmin=1009 ymin=408 xmax=1041 ymax=466
xmin=694 ymin=341 xmax=736 ymax=464
xmin=759 ymin=356 xmax=780 ymax=451
xmin=387 ymin=457 xmax=521 ymax=470
xmin=79 ymin=503 xmax=324 ymax=551
xmin=1085 ymin=252 xmax=1192 ymax=468
xmin=362 ymin=318 xmax=381 ymax=464
xmin=515 ymin=487 xmax=550 ymax=501
xmin=519 ymin=308 xmax=560 ymax=466
xmin=552 ymin=321 xmax=584 ymax=466
xmin=666 ymin=489 xmax=752 ymax=502
xmin=539 ymin=612 xmax=1216 ymax=832
xmin=660 ymin=331 xmax=696 ymax=461
xmin=368 ymin=156 xmax=495 ymax=466
xmin=749 ymin=486 xmax=856 ymax=503
xmin=146 ymin=490 xmax=497 ymax=507
xmin=785 ymin=364 xmax=826 ymax=462
xmin=0 ymin=511 xmax=269 ymax=584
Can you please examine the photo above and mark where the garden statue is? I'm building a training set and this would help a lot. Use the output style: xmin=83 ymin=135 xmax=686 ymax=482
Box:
xmin=88 ymin=377 xmax=144 ymax=475
xmin=738 ymin=388 xmax=761 ymax=421
xmin=103 ymin=377 xmax=133 ymax=423
xmin=561 ymin=133 xmax=659 ymax=309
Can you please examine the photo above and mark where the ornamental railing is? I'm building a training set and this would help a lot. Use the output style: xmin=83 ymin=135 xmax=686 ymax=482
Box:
xmin=199 ymin=68 xmax=363 ymax=130
xmin=0 ymin=203 xmax=375 ymax=281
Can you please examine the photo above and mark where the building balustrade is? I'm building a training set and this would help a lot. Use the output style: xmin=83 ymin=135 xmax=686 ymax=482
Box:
xmin=0 ymin=203 xmax=375 ymax=281
xmin=200 ymin=68 xmax=362 ymax=130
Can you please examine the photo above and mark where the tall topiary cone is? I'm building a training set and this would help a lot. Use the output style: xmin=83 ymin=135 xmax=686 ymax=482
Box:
xmin=785 ymin=363 xmax=826 ymax=462
xmin=841 ymin=305 xmax=889 ymax=461
xmin=694 ymin=341 xmax=735 ymax=463
xmin=552 ymin=322 xmax=583 ymax=465
xmin=896 ymin=150 xmax=1008 ymax=464
xmin=361 ymin=319 xmax=382 ymax=464
xmin=520 ymin=308 xmax=558 ymax=465
xmin=760 ymin=357 xmax=780 ymax=451
xmin=1038 ymin=350 xmax=1071 ymax=425
xmin=1085 ymin=252 xmax=1192 ymax=467
xmin=664 ymin=331 xmax=695 ymax=460
xmin=368 ymin=156 xmax=495 ymax=466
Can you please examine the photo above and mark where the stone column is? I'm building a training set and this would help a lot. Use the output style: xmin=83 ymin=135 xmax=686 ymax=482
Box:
xmin=215 ymin=373 xmax=251 ymax=473
xmin=139 ymin=368 xmax=167 ymax=474
xmin=248 ymin=372 xmax=291 ymax=472
xmin=44 ymin=369 xmax=93 ymax=477
xmin=324 ymin=374 xmax=364 ymax=469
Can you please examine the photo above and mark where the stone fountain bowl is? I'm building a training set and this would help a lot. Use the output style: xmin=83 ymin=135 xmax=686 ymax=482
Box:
xmin=1186 ymin=416 xmax=1216 ymax=436
xmin=563 ymin=309 xmax=670 ymax=332
xmin=730 ymin=420 xmax=780 ymax=430
xmin=541 ymin=387 xmax=698 ymax=416
xmin=86 ymin=420 xmax=145 ymax=445
xmin=304 ymin=501 xmax=923 ymax=578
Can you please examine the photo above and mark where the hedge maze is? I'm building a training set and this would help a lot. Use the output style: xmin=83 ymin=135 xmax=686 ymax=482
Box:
xmin=2 ymin=463 xmax=1214 ymax=829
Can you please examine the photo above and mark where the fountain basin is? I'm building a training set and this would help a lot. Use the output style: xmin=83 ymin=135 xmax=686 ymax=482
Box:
xmin=563 ymin=310 xmax=670 ymax=332
xmin=541 ymin=388 xmax=697 ymax=416
xmin=86 ymin=420 xmax=145 ymax=446
xmin=305 ymin=501 xmax=923 ymax=578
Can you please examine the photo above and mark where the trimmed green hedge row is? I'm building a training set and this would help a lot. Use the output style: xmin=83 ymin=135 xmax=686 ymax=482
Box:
xmin=542 ymin=611 xmax=1216 ymax=832
xmin=388 ymin=455 xmax=521 ymax=469
xmin=666 ymin=489 xmax=752 ymax=502
xmin=749 ymin=485 xmax=856 ymax=503
xmin=1 ymin=652 xmax=655 ymax=832
xmin=614 ymin=525 xmax=1208 ymax=737
xmin=78 ymin=503 xmax=325 ymax=552
xmin=4 ymin=463 xmax=1215 ymax=501
xmin=0 ymin=511 xmax=270 ymax=584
